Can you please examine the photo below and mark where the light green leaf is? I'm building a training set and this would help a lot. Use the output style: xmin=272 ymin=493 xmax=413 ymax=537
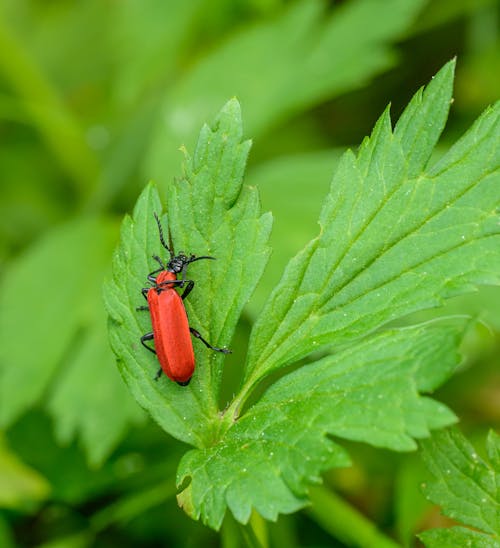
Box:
xmin=243 ymin=59 xmax=500 ymax=393
xmin=146 ymin=0 xmax=426 ymax=181
xmin=104 ymin=99 xmax=272 ymax=447
xmin=0 ymin=218 xmax=114 ymax=424
xmin=178 ymin=320 xmax=463 ymax=530
xmin=47 ymin=309 xmax=144 ymax=467
xmin=111 ymin=1 xmax=203 ymax=108
xmin=419 ymin=527 xmax=499 ymax=548
xmin=0 ymin=435 xmax=50 ymax=509
xmin=419 ymin=428 xmax=500 ymax=547
xmin=0 ymin=217 xmax=141 ymax=465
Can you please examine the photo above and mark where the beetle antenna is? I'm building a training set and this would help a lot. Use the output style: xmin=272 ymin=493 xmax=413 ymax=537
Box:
xmin=188 ymin=255 xmax=216 ymax=264
xmin=167 ymin=227 xmax=175 ymax=260
xmin=153 ymin=212 xmax=174 ymax=259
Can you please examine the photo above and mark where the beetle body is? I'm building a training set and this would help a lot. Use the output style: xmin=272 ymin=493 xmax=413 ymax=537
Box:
xmin=147 ymin=271 xmax=195 ymax=385
xmin=138 ymin=213 xmax=231 ymax=386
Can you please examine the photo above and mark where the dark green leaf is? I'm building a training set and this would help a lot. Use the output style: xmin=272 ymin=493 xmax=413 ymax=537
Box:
xmin=419 ymin=428 xmax=500 ymax=548
xmin=178 ymin=321 xmax=463 ymax=529
xmin=419 ymin=428 xmax=500 ymax=546
xmin=0 ymin=435 xmax=50 ymax=509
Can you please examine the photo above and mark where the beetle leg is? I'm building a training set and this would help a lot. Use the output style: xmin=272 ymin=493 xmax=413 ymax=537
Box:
xmin=140 ymin=332 xmax=156 ymax=354
xmin=136 ymin=305 xmax=149 ymax=311
xmin=141 ymin=287 xmax=150 ymax=301
xmin=154 ymin=279 xmax=185 ymax=295
xmin=141 ymin=333 xmax=163 ymax=381
xmin=154 ymin=368 xmax=163 ymax=381
xmin=152 ymin=255 xmax=166 ymax=269
xmin=189 ymin=328 xmax=231 ymax=354
xmin=140 ymin=334 xmax=163 ymax=381
xmin=180 ymin=280 xmax=194 ymax=300
xmin=147 ymin=269 xmax=162 ymax=284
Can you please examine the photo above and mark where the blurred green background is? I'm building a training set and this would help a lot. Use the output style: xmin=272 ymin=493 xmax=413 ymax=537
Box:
xmin=0 ymin=0 xmax=499 ymax=546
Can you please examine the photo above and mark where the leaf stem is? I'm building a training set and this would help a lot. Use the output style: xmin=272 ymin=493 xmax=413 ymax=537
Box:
xmin=221 ymin=372 xmax=261 ymax=427
xmin=238 ymin=513 xmax=268 ymax=548
xmin=307 ymin=485 xmax=401 ymax=548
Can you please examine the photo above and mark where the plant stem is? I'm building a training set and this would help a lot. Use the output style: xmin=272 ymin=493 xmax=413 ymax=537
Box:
xmin=222 ymin=371 xmax=261 ymax=426
xmin=239 ymin=516 xmax=267 ymax=548
xmin=307 ymin=485 xmax=401 ymax=548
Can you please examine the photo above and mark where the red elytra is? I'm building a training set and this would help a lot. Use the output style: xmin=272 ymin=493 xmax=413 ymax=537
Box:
xmin=146 ymin=270 xmax=195 ymax=385
xmin=139 ymin=213 xmax=231 ymax=386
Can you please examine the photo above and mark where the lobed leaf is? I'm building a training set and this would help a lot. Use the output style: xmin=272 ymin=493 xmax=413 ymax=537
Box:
xmin=244 ymin=59 xmax=500 ymax=389
xmin=178 ymin=320 xmax=464 ymax=530
xmin=107 ymin=62 xmax=500 ymax=530
xmin=104 ymin=99 xmax=272 ymax=446
xmin=419 ymin=428 xmax=500 ymax=547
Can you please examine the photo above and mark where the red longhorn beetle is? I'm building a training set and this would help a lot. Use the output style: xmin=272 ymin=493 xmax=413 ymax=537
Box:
xmin=138 ymin=213 xmax=230 ymax=386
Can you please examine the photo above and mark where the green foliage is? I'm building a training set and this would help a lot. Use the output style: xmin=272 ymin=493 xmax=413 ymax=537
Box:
xmin=177 ymin=322 xmax=462 ymax=529
xmin=0 ymin=434 xmax=50 ymax=509
xmin=1 ymin=1 xmax=499 ymax=545
xmin=106 ymin=62 xmax=500 ymax=529
xmin=419 ymin=428 xmax=500 ymax=547
xmin=245 ymin=59 xmax=500 ymax=388
xmin=104 ymin=100 xmax=272 ymax=447
xmin=245 ymin=149 xmax=343 ymax=314
xmin=146 ymin=0 xmax=427 ymax=181
xmin=0 ymin=218 xmax=143 ymax=465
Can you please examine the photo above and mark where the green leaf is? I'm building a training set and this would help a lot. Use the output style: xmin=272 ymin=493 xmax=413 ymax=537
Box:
xmin=243 ymin=59 xmax=500 ymax=392
xmin=177 ymin=320 xmax=464 ymax=530
xmin=146 ymin=0 xmax=426 ymax=181
xmin=0 ymin=217 xmax=113 ymax=423
xmin=0 ymin=217 xmax=140 ymax=465
xmin=0 ymin=14 xmax=100 ymax=197
xmin=0 ymin=435 xmax=50 ymax=510
xmin=419 ymin=428 xmax=500 ymax=547
xmin=91 ymin=479 xmax=176 ymax=531
xmin=245 ymin=149 xmax=344 ymax=316
xmin=0 ymin=515 xmax=15 ymax=548
xmin=104 ymin=99 xmax=272 ymax=447
xmin=107 ymin=63 xmax=499 ymax=530
xmin=414 ymin=0 xmax=498 ymax=35
xmin=111 ymin=2 xmax=202 ymax=108
xmin=419 ymin=527 xmax=499 ymax=548
xmin=47 ymin=309 xmax=145 ymax=467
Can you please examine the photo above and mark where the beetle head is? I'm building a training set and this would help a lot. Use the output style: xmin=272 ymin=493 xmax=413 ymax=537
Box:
xmin=167 ymin=253 xmax=190 ymax=274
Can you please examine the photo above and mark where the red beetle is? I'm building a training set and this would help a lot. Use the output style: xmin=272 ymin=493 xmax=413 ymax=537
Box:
xmin=138 ymin=213 xmax=230 ymax=385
